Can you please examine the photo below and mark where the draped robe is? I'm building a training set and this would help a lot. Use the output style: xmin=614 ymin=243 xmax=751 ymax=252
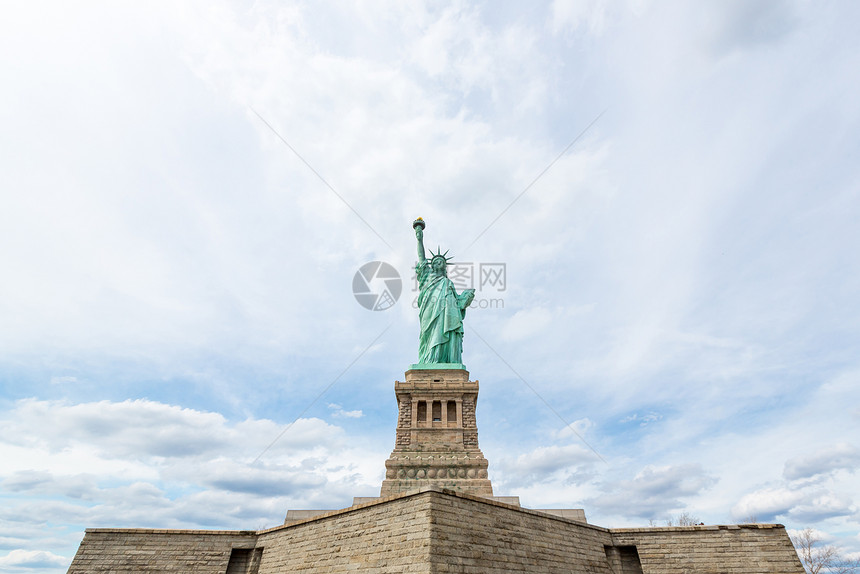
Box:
xmin=416 ymin=260 xmax=471 ymax=364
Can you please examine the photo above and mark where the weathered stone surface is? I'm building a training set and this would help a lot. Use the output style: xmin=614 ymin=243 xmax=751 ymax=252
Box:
xmin=611 ymin=524 xmax=805 ymax=573
xmin=426 ymin=489 xmax=614 ymax=573
xmin=536 ymin=508 xmax=587 ymax=522
xmin=67 ymin=529 xmax=257 ymax=573
xmin=259 ymin=493 xmax=434 ymax=574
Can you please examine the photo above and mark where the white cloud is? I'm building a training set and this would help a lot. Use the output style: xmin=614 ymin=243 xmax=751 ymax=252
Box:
xmin=496 ymin=443 xmax=596 ymax=489
xmin=1 ymin=398 xmax=348 ymax=462
xmin=784 ymin=444 xmax=860 ymax=482
xmin=0 ymin=398 xmax=382 ymax=531
xmin=588 ymin=464 xmax=717 ymax=520
xmin=789 ymin=491 xmax=856 ymax=523
xmin=328 ymin=403 xmax=364 ymax=418
xmin=0 ymin=549 xmax=69 ymax=571
xmin=732 ymin=486 xmax=856 ymax=524
xmin=554 ymin=418 xmax=595 ymax=440
xmin=619 ymin=412 xmax=662 ymax=426
xmin=732 ymin=487 xmax=807 ymax=522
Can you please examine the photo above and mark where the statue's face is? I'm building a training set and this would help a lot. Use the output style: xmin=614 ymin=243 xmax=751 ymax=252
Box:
xmin=431 ymin=257 xmax=446 ymax=273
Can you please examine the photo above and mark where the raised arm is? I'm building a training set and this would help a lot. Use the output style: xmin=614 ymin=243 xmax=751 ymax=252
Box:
xmin=416 ymin=226 xmax=426 ymax=264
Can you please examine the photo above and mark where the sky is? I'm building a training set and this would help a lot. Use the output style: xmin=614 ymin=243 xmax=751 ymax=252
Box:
xmin=1 ymin=0 xmax=859 ymax=571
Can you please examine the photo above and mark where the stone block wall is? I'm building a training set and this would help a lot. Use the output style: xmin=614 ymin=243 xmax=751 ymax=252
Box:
xmin=610 ymin=524 xmax=804 ymax=574
xmin=461 ymin=396 xmax=476 ymax=428
xmin=426 ymin=491 xmax=615 ymax=573
xmin=256 ymin=492 xmax=433 ymax=574
xmin=67 ymin=529 xmax=257 ymax=573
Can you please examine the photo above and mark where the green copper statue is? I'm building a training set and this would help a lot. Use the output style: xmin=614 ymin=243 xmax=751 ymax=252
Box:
xmin=413 ymin=218 xmax=475 ymax=365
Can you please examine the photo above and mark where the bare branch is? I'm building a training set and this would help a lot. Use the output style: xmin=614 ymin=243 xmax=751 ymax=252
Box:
xmin=666 ymin=512 xmax=701 ymax=527
xmin=791 ymin=528 xmax=859 ymax=574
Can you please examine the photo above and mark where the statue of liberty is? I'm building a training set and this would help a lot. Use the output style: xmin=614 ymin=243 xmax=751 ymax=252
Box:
xmin=413 ymin=218 xmax=475 ymax=365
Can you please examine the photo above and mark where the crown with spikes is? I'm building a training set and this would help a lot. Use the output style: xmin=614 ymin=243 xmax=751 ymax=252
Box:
xmin=430 ymin=246 xmax=453 ymax=266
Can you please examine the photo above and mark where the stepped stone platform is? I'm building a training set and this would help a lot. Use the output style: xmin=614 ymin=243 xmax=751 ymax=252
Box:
xmin=68 ymin=487 xmax=804 ymax=573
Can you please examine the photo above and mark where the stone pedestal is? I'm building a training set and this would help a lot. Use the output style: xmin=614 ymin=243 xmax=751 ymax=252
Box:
xmin=380 ymin=368 xmax=493 ymax=497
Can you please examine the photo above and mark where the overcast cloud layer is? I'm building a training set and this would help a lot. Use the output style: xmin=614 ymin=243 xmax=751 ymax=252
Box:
xmin=2 ymin=1 xmax=860 ymax=571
